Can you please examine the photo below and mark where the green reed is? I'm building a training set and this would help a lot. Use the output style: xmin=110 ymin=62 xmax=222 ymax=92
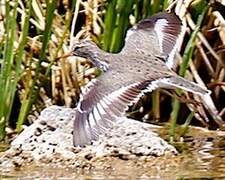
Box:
xmin=0 ymin=0 xmax=20 ymax=140
xmin=169 ymin=5 xmax=209 ymax=143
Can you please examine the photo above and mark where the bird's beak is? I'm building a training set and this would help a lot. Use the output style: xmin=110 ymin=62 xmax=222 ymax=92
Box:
xmin=56 ymin=51 xmax=74 ymax=60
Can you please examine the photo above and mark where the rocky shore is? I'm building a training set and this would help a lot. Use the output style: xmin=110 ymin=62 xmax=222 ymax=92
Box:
xmin=0 ymin=106 xmax=177 ymax=171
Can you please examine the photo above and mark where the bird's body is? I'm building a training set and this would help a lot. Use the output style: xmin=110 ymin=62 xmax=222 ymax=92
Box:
xmin=70 ymin=12 xmax=219 ymax=147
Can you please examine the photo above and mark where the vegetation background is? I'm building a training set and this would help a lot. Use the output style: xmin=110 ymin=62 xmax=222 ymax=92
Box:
xmin=0 ymin=0 xmax=225 ymax=146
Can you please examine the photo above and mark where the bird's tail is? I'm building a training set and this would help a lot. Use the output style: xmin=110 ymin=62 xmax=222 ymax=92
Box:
xmin=157 ymin=76 xmax=210 ymax=95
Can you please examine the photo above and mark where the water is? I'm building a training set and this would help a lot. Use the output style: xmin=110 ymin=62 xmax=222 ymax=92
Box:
xmin=1 ymin=127 xmax=225 ymax=179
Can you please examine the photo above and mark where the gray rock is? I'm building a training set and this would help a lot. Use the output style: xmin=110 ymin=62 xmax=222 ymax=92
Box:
xmin=0 ymin=106 xmax=177 ymax=168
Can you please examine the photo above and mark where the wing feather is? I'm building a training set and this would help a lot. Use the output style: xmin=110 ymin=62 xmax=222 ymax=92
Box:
xmin=123 ymin=12 xmax=183 ymax=69
xmin=73 ymin=76 xmax=150 ymax=146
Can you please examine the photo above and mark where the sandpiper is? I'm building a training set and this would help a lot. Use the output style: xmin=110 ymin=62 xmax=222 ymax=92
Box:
xmin=68 ymin=12 xmax=221 ymax=147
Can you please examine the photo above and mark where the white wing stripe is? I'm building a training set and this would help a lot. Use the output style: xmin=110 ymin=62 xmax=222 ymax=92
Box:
xmin=154 ymin=19 xmax=168 ymax=53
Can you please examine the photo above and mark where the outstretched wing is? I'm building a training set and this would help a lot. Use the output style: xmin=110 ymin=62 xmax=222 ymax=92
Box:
xmin=73 ymin=65 xmax=172 ymax=147
xmin=73 ymin=69 xmax=210 ymax=147
xmin=122 ymin=12 xmax=183 ymax=69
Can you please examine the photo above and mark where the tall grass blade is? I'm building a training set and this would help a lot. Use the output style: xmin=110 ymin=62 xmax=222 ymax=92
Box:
xmin=169 ymin=5 xmax=208 ymax=143
xmin=16 ymin=0 xmax=57 ymax=131
xmin=0 ymin=1 xmax=19 ymax=140
xmin=102 ymin=0 xmax=117 ymax=52
xmin=110 ymin=0 xmax=134 ymax=52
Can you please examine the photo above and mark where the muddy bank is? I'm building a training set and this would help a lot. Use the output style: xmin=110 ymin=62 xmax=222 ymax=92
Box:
xmin=1 ymin=106 xmax=225 ymax=179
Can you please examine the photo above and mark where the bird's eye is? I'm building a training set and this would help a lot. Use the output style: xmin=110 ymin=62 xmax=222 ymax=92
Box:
xmin=73 ymin=46 xmax=79 ymax=52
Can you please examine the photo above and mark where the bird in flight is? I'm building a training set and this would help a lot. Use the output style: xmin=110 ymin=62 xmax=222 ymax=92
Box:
xmin=66 ymin=12 xmax=221 ymax=147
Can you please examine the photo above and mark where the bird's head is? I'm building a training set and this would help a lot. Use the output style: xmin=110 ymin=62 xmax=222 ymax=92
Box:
xmin=71 ymin=39 xmax=99 ymax=59
xmin=57 ymin=39 xmax=109 ymax=72
xmin=71 ymin=39 xmax=109 ymax=72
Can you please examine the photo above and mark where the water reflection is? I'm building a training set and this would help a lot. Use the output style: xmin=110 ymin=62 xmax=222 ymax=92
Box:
xmin=176 ymin=135 xmax=225 ymax=179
